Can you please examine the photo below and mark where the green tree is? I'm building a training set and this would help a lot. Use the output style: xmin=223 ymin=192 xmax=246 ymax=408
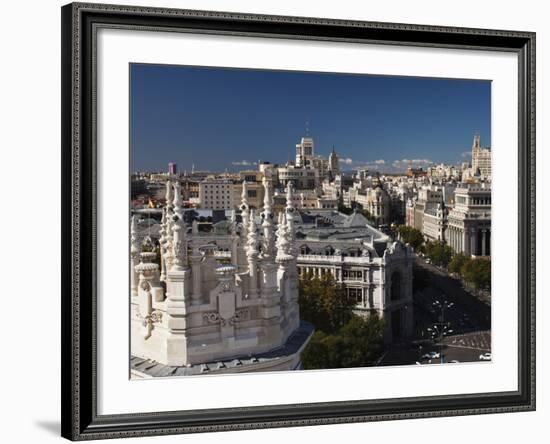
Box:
xmin=337 ymin=203 xmax=353 ymax=215
xmin=424 ymin=240 xmax=453 ymax=267
xmin=396 ymin=226 xmax=424 ymax=251
xmin=299 ymin=272 xmax=355 ymax=334
xmin=301 ymin=314 xmax=385 ymax=370
xmin=448 ymin=252 xmax=469 ymax=274
xmin=461 ymin=258 xmax=491 ymax=290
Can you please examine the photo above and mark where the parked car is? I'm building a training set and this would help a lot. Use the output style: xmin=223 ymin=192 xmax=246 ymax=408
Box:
xmin=479 ymin=352 xmax=492 ymax=361
xmin=422 ymin=351 xmax=440 ymax=359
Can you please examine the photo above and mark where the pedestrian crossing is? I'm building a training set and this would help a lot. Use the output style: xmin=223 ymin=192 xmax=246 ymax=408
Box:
xmin=444 ymin=330 xmax=491 ymax=351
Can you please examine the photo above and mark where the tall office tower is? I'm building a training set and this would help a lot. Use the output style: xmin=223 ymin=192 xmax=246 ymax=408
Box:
xmin=168 ymin=162 xmax=177 ymax=175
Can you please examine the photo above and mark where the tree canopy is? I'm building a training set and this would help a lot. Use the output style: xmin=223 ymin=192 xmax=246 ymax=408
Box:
xmin=424 ymin=240 xmax=453 ymax=267
xmin=301 ymin=314 xmax=385 ymax=370
xmin=460 ymin=257 xmax=491 ymax=290
xmin=396 ymin=225 xmax=424 ymax=251
xmin=299 ymin=272 xmax=355 ymax=334
xmin=299 ymin=274 xmax=386 ymax=369
xmin=448 ymin=252 xmax=469 ymax=274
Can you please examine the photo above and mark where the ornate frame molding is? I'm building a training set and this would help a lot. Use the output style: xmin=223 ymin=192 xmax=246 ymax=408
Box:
xmin=61 ymin=2 xmax=535 ymax=440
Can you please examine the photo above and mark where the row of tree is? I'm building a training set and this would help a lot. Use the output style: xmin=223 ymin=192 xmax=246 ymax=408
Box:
xmin=395 ymin=225 xmax=491 ymax=291
xmin=298 ymin=273 xmax=386 ymax=370
xmin=448 ymin=253 xmax=491 ymax=291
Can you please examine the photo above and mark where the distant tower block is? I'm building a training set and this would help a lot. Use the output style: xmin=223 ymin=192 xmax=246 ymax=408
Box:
xmin=168 ymin=162 xmax=177 ymax=175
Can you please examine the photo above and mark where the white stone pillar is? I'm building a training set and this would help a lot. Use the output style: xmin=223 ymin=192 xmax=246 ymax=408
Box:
xmin=470 ymin=229 xmax=477 ymax=256
xmin=130 ymin=215 xmax=140 ymax=298
xmin=247 ymin=210 xmax=260 ymax=298
xmin=190 ymin=246 xmax=202 ymax=305
xmin=481 ymin=229 xmax=487 ymax=256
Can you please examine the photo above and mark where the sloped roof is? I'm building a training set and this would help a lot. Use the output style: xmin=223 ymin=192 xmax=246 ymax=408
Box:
xmin=343 ymin=211 xmax=370 ymax=228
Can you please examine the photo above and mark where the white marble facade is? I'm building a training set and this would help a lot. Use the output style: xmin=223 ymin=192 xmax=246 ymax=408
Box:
xmin=131 ymin=179 xmax=311 ymax=375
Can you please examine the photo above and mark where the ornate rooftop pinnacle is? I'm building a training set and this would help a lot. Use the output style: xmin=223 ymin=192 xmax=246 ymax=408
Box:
xmin=276 ymin=212 xmax=292 ymax=263
xmin=261 ymin=177 xmax=275 ymax=259
xmin=246 ymin=209 xmax=259 ymax=259
xmin=165 ymin=180 xmax=174 ymax=211
xmin=240 ymin=180 xmax=250 ymax=239
xmin=285 ymin=181 xmax=294 ymax=211
xmin=285 ymin=182 xmax=296 ymax=254
xmin=131 ymin=215 xmax=140 ymax=257
xmin=173 ymin=181 xmax=184 ymax=221
xmin=170 ymin=214 xmax=187 ymax=271
xmin=230 ymin=209 xmax=237 ymax=236
xmin=241 ymin=180 xmax=248 ymax=205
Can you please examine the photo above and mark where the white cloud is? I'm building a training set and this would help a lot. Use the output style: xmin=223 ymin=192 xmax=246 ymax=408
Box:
xmin=392 ymin=158 xmax=433 ymax=169
xmin=231 ymin=160 xmax=257 ymax=166
xmin=339 ymin=158 xmax=386 ymax=167
xmin=461 ymin=151 xmax=471 ymax=158
xmin=339 ymin=158 xmax=354 ymax=165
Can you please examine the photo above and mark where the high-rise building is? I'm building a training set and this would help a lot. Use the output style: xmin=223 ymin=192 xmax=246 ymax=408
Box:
xmin=295 ymin=137 xmax=315 ymax=168
xmin=328 ymin=146 xmax=340 ymax=179
xmin=168 ymin=162 xmax=177 ymax=175
xmin=471 ymin=133 xmax=491 ymax=179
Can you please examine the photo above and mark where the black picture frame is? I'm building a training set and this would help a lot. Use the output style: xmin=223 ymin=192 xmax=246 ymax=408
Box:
xmin=61 ymin=2 xmax=536 ymax=440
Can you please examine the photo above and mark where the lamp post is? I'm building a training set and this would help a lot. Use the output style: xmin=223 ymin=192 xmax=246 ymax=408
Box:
xmin=427 ymin=298 xmax=454 ymax=364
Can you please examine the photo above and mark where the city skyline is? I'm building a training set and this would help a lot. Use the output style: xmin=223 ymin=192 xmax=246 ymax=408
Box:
xmin=131 ymin=63 xmax=491 ymax=174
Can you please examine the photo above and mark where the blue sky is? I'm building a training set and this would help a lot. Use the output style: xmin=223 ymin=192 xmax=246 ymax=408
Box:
xmin=130 ymin=64 xmax=491 ymax=173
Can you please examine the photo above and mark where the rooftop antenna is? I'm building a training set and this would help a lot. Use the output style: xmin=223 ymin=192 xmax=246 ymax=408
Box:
xmin=305 ymin=118 xmax=310 ymax=137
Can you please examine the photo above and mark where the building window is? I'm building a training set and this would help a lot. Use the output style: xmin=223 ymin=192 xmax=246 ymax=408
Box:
xmin=347 ymin=287 xmax=363 ymax=304
xmin=344 ymin=270 xmax=363 ymax=280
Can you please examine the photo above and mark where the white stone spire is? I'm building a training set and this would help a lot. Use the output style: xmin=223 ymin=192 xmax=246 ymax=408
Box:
xmin=276 ymin=212 xmax=292 ymax=262
xmin=285 ymin=181 xmax=296 ymax=255
xmin=131 ymin=215 xmax=140 ymax=257
xmin=173 ymin=181 xmax=184 ymax=222
xmin=247 ymin=209 xmax=259 ymax=257
xmin=130 ymin=215 xmax=140 ymax=297
xmin=169 ymin=180 xmax=187 ymax=270
xmin=158 ymin=208 xmax=168 ymax=282
xmin=165 ymin=180 xmax=174 ymax=212
xmin=240 ymin=180 xmax=250 ymax=239
xmin=261 ymin=176 xmax=275 ymax=260
xmin=246 ymin=209 xmax=259 ymax=296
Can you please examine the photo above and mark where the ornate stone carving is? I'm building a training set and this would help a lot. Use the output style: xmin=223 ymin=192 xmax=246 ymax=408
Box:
xmin=201 ymin=308 xmax=249 ymax=327
xmin=202 ymin=311 xmax=225 ymax=326
xmin=135 ymin=307 xmax=163 ymax=338
xmin=228 ymin=308 xmax=250 ymax=325
xmin=215 ymin=264 xmax=237 ymax=292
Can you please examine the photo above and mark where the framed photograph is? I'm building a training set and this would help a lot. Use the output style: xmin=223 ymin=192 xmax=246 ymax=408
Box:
xmin=61 ymin=2 xmax=535 ymax=440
